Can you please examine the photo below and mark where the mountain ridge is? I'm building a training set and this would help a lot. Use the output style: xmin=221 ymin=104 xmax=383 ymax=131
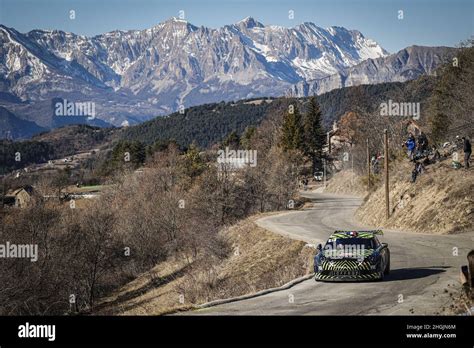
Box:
xmin=0 ymin=17 xmax=457 ymax=135
xmin=290 ymin=45 xmax=457 ymax=96
xmin=0 ymin=17 xmax=387 ymax=128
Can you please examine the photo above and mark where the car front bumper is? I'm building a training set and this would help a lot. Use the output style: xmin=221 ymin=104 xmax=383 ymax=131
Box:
xmin=315 ymin=269 xmax=382 ymax=281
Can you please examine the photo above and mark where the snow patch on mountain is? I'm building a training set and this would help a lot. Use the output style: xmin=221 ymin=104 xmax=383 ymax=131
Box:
xmin=0 ymin=18 xmax=392 ymax=126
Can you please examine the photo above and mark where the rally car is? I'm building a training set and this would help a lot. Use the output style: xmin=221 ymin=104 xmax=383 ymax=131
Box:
xmin=314 ymin=230 xmax=390 ymax=281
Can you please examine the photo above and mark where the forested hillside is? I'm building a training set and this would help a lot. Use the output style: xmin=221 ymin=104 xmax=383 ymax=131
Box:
xmin=0 ymin=140 xmax=55 ymax=173
xmin=317 ymin=76 xmax=436 ymax=128
xmin=121 ymin=99 xmax=274 ymax=148
xmin=428 ymin=43 xmax=474 ymax=141
xmin=120 ymin=77 xmax=436 ymax=148
xmin=3 ymin=52 xmax=460 ymax=173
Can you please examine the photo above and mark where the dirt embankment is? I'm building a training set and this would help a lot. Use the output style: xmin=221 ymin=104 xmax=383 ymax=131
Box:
xmin=95 ymin=214 xmax=314 ymax=315
xmin=324 ymin=170 xmax=367 ymax=197
xmin=327 ymin=161 xmax=474 ymax=234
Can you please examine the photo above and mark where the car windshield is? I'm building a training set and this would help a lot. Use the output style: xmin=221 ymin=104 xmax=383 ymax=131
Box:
xmin=325 ymin=238 xmax=375 ymax=249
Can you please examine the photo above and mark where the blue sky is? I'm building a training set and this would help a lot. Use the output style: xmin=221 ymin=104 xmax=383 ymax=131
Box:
xmin=0 ymin=0 xmax=472 ymax=53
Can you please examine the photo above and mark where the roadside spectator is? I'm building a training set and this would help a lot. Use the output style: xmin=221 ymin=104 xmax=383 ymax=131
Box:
xmin=371 ymin=154 xmax=381 ymax=174
xmin=405 ymin=134 xmax=416 ymax=160
xmin=411 ymin=161 xmax=424 ymax=183
xmin=417 ymin=132 xmax=428 ymax=152
xmin=303 ymin=177 xmax=309 ymax=190
xmin=411 ymin=162 xmax=418 ymax=183
xmin=413 ymin=132 xmax=429 ymax=160
xmin=416 ymin=161 xmax=424 ymax=175
xmin=371 ymin=156 xmax=377 ymax=173
xmin=462 ymin=136 xmax=472 ymax=169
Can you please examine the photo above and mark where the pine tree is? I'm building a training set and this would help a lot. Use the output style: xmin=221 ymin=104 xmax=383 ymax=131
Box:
xmin=280 ymin=102 xmax=304 ymax=151
xmin=222 ymin=130 xmax=240 ymax=149
xmin=241 ymin=126 xmax=256 ymax=150
xmin=182 ymin=143 xmax=206 ymax=178
xmin=429 ymin=84 xmax=449 ymax=143
xmin=303 ymin=96 xmax=325 ymax=172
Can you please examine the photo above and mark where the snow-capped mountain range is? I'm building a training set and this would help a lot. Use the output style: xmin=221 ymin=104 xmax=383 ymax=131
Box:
xmin=0 ymin=17 xmax=454 ymax=129
xmin=290 ymin=45 xmax=457 ymax=97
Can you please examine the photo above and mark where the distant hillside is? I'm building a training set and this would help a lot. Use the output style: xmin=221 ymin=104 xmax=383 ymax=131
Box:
xmin=121 ymin=76 xmax=436 ymax=148
xmin=0 ymin=124 xmax=117 ymax=175
xmin=0 ymin=139 xmax=55 ymax=172
xmin=4 ymin=73 xmax=437 ymax=155
xmin=0 ymin=106 xmax=47 ymax=139
xmin=317 ymin=75 xmax=436 ymax=128
xmin=6 ymin=63 xmax=441 ymax=155
xmin=32 ymin=124 xmax=117 ymax=158
xmin=121 ymin=98 xmax=277 ymax=148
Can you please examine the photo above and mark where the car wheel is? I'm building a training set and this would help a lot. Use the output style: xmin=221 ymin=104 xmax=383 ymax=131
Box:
xmin=384 ymin=257 xmax=390 ymax=275
xmin=377 ymin=261 xmax=386 ymax=281
xmin=380 ymin=267 xmax=386 ymax=280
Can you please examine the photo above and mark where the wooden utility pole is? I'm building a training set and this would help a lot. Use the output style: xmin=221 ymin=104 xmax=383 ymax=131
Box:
xmin=366 ymin=139 xmax=371 ymax=190
xmin=323 ymin=158 xmax=327 ymax=188
xmin=468 ymin=250 xmax=474 ymax=293
xmin=327 ymin=132 xmax=331 ymax=154
xmin=384 ymin=129 xmax=389 ymax=219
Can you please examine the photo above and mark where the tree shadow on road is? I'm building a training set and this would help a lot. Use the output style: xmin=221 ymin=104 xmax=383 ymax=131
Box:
xmin=385 ymin=267 xmax=448 ymax=281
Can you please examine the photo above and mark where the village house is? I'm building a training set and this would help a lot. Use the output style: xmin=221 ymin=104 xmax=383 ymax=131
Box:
xmin=4 ymin=185 xmax=35 ymax=208
xmin=325 ymin=121 xmax=351 ymax=154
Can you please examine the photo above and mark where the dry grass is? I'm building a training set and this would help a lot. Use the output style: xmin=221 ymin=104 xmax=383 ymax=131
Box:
xmin=324 ymin=170 xmax=367 ymax=196
xmin=352 ymin=159 xmax=473 ymax=234
xmin=66 ymin=184 xmax=114 ymax=193
xmin=94 ymin=214 xmax=314 ymax=315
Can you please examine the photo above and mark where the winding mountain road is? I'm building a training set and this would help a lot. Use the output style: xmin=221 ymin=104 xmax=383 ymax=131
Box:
xmin=190 ymin=191 xmax=474 ymax=315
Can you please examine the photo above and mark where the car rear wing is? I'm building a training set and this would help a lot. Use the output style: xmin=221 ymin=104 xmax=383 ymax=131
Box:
xmin=333 ymin=230 xmax=384 ymax=236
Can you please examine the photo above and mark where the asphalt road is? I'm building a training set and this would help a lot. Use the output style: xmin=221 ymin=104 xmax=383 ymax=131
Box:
xmin=190 ymin=190 xmax=474 ymax=315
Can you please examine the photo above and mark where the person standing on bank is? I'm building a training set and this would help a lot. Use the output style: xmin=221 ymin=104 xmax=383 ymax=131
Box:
xmin=462 ymin=136 xmax=471 ymax=169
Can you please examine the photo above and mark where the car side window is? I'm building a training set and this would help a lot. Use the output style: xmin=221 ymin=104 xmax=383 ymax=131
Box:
xmin=372 ymin=238 xmax=380 ymax=248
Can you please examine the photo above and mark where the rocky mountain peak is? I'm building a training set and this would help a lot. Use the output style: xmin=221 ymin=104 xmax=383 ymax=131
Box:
xmin=236 ymin=16 xmax=265 ymax=29
xmin=1 ymin=18 xmax=451 ymax=131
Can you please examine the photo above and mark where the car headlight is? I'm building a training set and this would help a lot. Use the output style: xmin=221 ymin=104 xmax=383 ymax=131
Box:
xmin=365 ymin=253 xmax=378 ymax=264
xmin=315 ymin=259 xmax=325 ymax=271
